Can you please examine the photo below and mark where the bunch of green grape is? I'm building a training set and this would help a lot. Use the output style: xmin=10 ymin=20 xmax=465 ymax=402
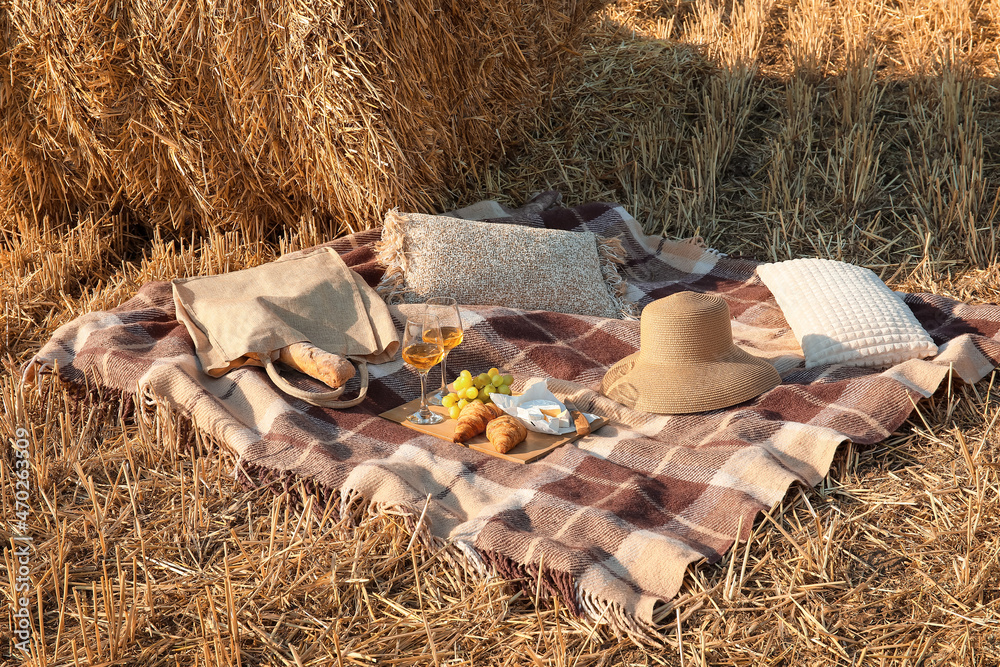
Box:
xmin=440 ymin=368 xmax=514 ymax=419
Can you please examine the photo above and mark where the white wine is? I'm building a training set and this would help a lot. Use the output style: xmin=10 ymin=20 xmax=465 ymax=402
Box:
xmin=424 ymin=325 xmax=463 ymax=351
xmin=403 ymin=342 xmax=443 ymax=371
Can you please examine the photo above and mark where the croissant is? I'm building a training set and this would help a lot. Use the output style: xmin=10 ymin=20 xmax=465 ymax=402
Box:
xmin=486 ymin=415 xmax=528 ymax=454
xmin=452 ymin=402 xmax=504 ymax=443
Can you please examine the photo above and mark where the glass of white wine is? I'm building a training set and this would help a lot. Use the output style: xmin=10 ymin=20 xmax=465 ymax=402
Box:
xmin=423 ymin=297 xmax=464 ymax=406
xmin=401 ymin=313 xmax=446 ymax=425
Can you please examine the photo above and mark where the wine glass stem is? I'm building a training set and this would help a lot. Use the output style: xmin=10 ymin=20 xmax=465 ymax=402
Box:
xmin=438 ymin=352 xmax=449 ymax=395
xmin=418 ymin=371 xmax=432 ymax=418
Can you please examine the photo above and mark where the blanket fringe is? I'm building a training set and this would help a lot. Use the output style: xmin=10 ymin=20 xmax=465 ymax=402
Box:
xmin=373 ymin=208 xmax=413 ymax=305
xmin=24 ymin=358 xmax=137 ymax=427
xmin=21 ymin=356 xmax=49 ymax=385
xmin=597 ymin=235 xmax=639 ymax=320
xmin=682 ymin=234 xmax=725 ymax=257
xmin=477 ymin=545 xmax=670 ymax=647
xmin=578 ymin=588 xmax=668 ymax=648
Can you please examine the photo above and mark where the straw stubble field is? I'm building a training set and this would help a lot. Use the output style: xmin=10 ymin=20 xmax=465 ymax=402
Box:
xmin=4 ymin=0 xmax=1000 ymax=664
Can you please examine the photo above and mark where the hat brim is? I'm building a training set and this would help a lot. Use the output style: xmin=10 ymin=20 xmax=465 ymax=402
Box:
xmin=601 ymin=346 xmax=781 ymax=414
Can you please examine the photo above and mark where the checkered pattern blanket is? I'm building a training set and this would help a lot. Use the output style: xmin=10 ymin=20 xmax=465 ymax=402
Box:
xmin=29 ymin=194 xmax=1000 ymax=643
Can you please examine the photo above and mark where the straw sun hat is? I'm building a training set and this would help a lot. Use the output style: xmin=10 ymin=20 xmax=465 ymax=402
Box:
xmin=601 ymin=292 xmax=781 ymax=414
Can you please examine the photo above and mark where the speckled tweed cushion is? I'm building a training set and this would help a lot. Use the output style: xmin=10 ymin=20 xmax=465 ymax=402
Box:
xmin=375 ymin=210 xmax=631 ymax=318
xmin=757 ymin=258 xmax=939 ymax=368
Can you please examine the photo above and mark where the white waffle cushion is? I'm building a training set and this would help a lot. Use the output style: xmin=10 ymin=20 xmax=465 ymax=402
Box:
xmin=757 ymin=258 xmax=938 ymax=369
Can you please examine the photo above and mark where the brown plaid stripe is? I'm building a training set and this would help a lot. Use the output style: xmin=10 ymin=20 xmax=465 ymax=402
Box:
xmin=30 ymin=195 xmax=1000 ymax=643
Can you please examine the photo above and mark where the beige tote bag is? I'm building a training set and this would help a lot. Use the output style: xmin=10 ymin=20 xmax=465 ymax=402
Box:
xmin=172 ymin=248 xmax=399 ymax=408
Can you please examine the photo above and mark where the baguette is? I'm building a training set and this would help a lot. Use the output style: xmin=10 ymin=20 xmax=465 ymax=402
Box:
xmin=277 ymin=342 xmax=355 ymax=389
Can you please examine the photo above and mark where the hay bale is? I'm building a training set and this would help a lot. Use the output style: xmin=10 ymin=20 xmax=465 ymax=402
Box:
xmin=0 ymin=0 xmax=597 ymax=237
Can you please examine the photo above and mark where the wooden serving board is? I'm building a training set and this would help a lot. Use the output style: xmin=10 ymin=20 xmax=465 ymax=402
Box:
xmin=379 ymin=397 xmax=607 ymax=464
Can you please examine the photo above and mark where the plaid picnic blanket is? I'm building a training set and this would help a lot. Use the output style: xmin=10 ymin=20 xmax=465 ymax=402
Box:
xmin=29 ymin=194 xmax=1000 ymax=643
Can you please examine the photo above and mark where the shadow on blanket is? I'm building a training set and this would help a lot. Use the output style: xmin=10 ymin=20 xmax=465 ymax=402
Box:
xmin=28 ymin=194 xmax=1000 ymax=644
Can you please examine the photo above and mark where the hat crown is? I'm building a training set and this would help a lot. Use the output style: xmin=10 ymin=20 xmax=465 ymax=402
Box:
xmin=602 ymin=290 xmax=782 ymax=414
xmin=639 ymin=292 xmax=734 ymax=363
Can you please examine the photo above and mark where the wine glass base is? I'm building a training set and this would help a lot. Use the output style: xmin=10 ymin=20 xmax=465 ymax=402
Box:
xmin=407 ymin=410 xmax=445 ymax=426
xmin=427 ymin=389 xmax=446 ymax=406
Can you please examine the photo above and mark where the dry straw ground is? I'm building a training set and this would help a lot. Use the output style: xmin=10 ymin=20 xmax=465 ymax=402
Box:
xmin=4 ymin=0 xmax=1000 ymax=664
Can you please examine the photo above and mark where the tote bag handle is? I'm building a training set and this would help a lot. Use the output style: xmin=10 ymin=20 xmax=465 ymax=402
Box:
xmin=262 ymin=356 xmax=369 ymax=409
